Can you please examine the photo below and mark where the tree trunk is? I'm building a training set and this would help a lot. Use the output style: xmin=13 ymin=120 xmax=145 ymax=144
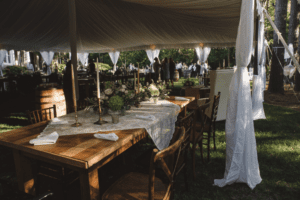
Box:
xmin=268 ymin=0 xmax=287 ymax=94
xmin=296 ymin=25 xmax=300 ymax=91
xmin=288 ymin=0 xmax=298 ymax=47
xmin=228 ymin=48 xmax=230 ymax=67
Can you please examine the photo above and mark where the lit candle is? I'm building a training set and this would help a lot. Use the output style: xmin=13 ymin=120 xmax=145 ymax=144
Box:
xmin=97 ymin=58 xmax=100 ymax=98
xmin=71 ymin=64 xmax=77 ymax=108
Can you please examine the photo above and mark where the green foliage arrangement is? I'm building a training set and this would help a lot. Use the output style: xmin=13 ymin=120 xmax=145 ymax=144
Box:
xmin=108 ymin=95 xmax=124 ymax=111
xmin=183 ymin=78 xmax=196 ymax=86
xmin=3 ymin=66 xmax=29 ymax=76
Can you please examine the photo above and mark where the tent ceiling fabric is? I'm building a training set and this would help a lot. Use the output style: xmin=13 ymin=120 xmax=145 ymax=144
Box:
xmin=0 ymin=0 xmax=241 ymax=53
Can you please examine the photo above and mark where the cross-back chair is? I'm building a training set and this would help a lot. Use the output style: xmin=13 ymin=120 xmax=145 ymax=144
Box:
xmin=102 ymin=127 xmax=186 ymax=200
xmin=185 ymin=87 xmax=200 ymax=111
xmin=27 ymin=105 xmax=57 ymax=124
xmin=195 ymin=91 xmax=221 ymax=164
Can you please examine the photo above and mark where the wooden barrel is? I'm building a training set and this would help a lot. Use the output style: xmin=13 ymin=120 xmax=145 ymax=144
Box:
xmin=173 ymin=70 xmax=179 ymax=82
xmin=35 ymin=87 xmax=66 ymax=119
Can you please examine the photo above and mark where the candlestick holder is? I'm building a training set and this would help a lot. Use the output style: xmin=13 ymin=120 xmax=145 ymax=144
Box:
xmin=71 ymin=105 xmax=82 ymax=127
xmin=94 ymin=98 xmax=108 ymax=125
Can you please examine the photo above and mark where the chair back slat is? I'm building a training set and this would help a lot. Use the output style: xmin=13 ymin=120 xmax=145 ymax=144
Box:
xmin=210 ymin=92 xmax=221 ymax=124
xmin=27 ymin=104 xmax=57 ymax=124
xmin=148 ymin=127 xmax=185 ymax=200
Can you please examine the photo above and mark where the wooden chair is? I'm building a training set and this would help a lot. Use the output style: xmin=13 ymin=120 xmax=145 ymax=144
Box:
xmin=27 ymin=105 xmax=78 ymax=200
xmin=27 ymin=105 xmax=57 ymax=124
xmin=102 ymin=127 xmax=186 ymax=200
xmin=185 ymin=87 xmax=200 ymax=111
xmin=190 ymin=101 xmax=210 ymax=178
xmin=195 ymin=92 xmax=221 ymax=164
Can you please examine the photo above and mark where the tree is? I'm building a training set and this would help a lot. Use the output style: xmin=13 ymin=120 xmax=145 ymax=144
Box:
xmin=294 ymin=2 xmax=300 ymax=91
xmin=268 ymin=0 xmax=288 ymax=94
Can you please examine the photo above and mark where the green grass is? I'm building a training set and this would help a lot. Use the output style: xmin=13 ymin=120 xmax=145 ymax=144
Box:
xmin=0 ymin=97 xmax=300 ymax=199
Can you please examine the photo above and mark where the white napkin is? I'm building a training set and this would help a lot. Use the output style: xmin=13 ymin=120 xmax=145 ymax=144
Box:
xmin=50 ymin=118 xmax=69 ymax=125
xmin=175 ymin=97 xmax=189 ymax=101
xmin=135 ymin=115 xmax=156 ymax=121
xmin=94 ymin=133 xmax=119 ymax=141
xmin=29 ymin=132 xmax=59 ymax=145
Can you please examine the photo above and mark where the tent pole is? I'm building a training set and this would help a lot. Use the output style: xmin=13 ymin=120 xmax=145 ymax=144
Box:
xmin=264 ymin=9 xmax=300 ymax=74
xmin=68 ymin=0 xmax=79 ymax=100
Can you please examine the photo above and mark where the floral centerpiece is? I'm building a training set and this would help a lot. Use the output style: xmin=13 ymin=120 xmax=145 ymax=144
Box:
xmin=148 ymin=84 xmax=160 ymax=104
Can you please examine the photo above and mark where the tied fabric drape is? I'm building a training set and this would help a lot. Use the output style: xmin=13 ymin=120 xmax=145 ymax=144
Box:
xmin=195 ymin=47 xmax=211 ymax=74
xmin=109 ymin=51 xmax=120 ymax=71
xmin=252 ymin=2 xmax=266 ymax=120
xmin=40 ymin=51 xmax=54 ymax=75
xmin=77 ymin=53 xmax=89 ymax=66
xmin=9 ymin=50 xmax=15 ymax=65
xmin=0 ymin=50 xmax=7 ymax=77
xmin=146 ymin=49 xmax=160 ymax=73
xmin=214 ymin=0 xmax=262 ymax=190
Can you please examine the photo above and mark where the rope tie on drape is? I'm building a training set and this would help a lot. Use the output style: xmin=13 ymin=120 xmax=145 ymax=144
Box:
xmin=109 ymin=51 xmax=120 ymax=71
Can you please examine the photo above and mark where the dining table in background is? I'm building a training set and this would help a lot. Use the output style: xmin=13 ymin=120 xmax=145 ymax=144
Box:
xmin=0 ymin=96 xmax=194 ymax=200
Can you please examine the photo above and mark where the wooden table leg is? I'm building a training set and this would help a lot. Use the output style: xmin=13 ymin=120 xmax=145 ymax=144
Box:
xmin=80 ymin=168 xmax=100 ymax=200
xmin=184 ymin=106 xmax=187 ymax=117
xmin=13 ymin=149 xmax=36 ymax=196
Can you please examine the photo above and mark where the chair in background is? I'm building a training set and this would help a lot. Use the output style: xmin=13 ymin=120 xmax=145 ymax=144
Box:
xmin=102 ymin=127 xmax=186 ymax=200
xmin=195 ymin=92 xmax=221 ymax=164
xmin=185 ymin=87 xmax=200 ymax=111
xmin=27 ymin=105 xmax=57 ymax=124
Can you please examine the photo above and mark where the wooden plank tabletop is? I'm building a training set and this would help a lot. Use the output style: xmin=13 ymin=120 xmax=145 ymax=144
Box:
xmin=0 ymin=121 xmax=147 ymax=169
xmin=0 ymin=97 xmax=194 ymax=170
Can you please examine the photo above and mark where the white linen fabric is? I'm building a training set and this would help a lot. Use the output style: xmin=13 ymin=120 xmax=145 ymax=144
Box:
xmin=40 ymin=51 xmax=55 ymax=75
xmin=146 ymin=49 xmax=160 ymax=73
xmin=109 ymin=51 xmax=120 ymax=71
xmin=94 ymin=133 xmax=119 ymax=141
xmin=26 ymin=63 xmax=34 ymax=71
xmin=196 ymin=47 xmax=211 ymax=74
xmin=0 ymin=0 xmax=241 ymax=53
xmin=252 ymin=2 xmax=266 ymax=121
xmin=77 ymin=53 xmax=89 ymax=66
xmin=40 ymin=100 xmax=180 ymax=150
xmin=29 ymin=132 xmax=59 ymax=145
xmin=0 ymin=50 xmax=7 ymax=77
xmin=214 ymin=0 xmax=262 ymax=190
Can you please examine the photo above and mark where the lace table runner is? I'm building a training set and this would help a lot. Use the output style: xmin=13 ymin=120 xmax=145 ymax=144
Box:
xmin=40 ymin=100 xmax=181 ymax=150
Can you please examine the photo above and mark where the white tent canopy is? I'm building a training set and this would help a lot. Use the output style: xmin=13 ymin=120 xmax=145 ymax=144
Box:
xmin=0 ymin=0 xmax=241 ymax=53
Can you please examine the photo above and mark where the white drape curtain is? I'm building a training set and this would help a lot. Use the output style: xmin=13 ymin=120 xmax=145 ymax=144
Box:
xmin=195 ymin=47 xmax=211 ymax=74
xmin=9 ymin=50 xmax=15 ymax=65
xmin=146 ymin=49 xmax=160 ymax=73
xmin=77 ymin=53 xmax=89 ymax=66
xmin=0 ymin=50 xmax=7 ymax=77
xmin=40 ymin=51 xmax=55 ymax=75
xmin=214 ymin=0 xmax=262 ymax=190
xmin=109 ymin=51 xmax=120 ymax=71
xmin=252 ymin=3 xmax=266 ymax=120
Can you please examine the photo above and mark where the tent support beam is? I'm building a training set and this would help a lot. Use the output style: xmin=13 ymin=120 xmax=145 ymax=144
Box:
xmin=68 ymin=0 xmax=79 ymax=100
xmin=264 ymin=9 xmax=300 ymax=74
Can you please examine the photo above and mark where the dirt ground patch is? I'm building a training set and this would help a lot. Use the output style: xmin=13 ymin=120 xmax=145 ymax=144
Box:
xmin=264 ymin=83 xmax=300 ymax=112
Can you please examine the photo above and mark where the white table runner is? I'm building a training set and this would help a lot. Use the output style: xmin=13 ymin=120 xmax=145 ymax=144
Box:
xmin=40 ymin=100 xmax=180 ymax=150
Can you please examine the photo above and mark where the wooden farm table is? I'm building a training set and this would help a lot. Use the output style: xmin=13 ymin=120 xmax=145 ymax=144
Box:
xmin=180 ymin=85 xmax=210 ymax=98
xmin=166 ymin=96 xmax=195 ymax=117
xmin=0 ymin=97 xmax=194 ymax=200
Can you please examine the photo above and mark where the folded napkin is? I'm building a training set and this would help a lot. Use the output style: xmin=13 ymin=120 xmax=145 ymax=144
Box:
xmin=135 ymin=115 xmax=156 ymax=121
xmin=50 ymin=118 xmax=68 ymax=125
xmin=175 ymin=97 xmax=189 ymax=101
xmin=94 ymin=133 xmax=119 ymax=141
xmin=29 ymin=132 xmax=59 ymax=145
xmin=161 ymin=102 xmax=176 ymax=107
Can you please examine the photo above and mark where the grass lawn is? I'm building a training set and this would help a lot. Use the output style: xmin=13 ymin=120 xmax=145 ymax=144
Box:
xmin=0 ymin=80 xmax=299 ymax=199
